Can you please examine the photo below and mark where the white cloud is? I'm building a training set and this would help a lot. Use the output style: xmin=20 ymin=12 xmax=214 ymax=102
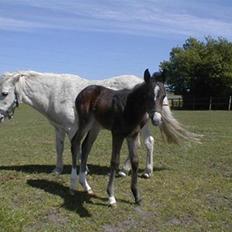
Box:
xmin=0 ymin=0 xmax=232 ymax=38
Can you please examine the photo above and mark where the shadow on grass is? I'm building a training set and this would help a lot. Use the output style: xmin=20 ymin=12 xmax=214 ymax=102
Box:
xmin=27 ymin=179 xmax=104 ymax=217
xmin=0 ymin=164 xmax=170 ymax=176
xmin=0 ymin=164 xmax=109 ymax=175
xmin=27 ymin=179 xmax=131 ymax=217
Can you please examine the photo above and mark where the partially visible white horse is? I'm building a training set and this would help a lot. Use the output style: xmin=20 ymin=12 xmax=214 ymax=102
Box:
xmin=0 ymin=71 xmax=200 ymax=184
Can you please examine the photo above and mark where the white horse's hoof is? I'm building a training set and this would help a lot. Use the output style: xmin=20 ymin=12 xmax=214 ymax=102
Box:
xmin=141 ymin=172 xmax=151 ymax=179
xmin=118 ymin=170 xmax=127 ymax=177
xmin=52 ymin=167 xmax=63 ymax=175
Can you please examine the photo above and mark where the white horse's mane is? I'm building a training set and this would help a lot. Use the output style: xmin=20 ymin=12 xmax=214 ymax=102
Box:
xmin=3 ymin=70 xmax=84 ymax=80
xmin=1 ymin=71 xmax=142 ymax=88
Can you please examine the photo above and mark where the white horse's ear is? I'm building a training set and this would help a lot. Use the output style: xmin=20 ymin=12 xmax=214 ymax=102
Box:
xmin=144 ymin=69 xmax=151 ymax=83
xmin=12 ymin=73 xmax=23 ymax=83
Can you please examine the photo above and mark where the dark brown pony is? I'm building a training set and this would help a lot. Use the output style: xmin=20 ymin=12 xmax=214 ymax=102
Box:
xmin=70 ymin=69 xmax=166 ymax=206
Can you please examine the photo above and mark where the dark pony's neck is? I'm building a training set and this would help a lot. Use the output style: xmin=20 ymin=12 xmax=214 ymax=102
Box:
xmin=124 ymin=83 xmax=148 ymax=123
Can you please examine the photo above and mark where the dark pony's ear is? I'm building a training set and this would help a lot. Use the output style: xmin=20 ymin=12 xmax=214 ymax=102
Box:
xmin=161 ymin=69 xmax=167 ymax=83
xmin=144 ymin=69 xmax=151 ymax=83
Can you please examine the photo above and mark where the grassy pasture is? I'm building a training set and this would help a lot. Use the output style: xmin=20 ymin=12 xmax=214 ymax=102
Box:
xmin=0 ymin=105 xmax=231 ymax=232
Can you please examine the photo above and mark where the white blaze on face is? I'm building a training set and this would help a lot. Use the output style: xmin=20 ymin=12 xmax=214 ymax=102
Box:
xmin=152 ymin=84 xmax=162 ymax=126
xmin=154 ymin=85 xmax=160 ymax=101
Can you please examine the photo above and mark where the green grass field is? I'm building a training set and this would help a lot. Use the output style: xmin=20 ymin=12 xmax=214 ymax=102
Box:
xmin=0 ymin=105 xmax=231 ymax=232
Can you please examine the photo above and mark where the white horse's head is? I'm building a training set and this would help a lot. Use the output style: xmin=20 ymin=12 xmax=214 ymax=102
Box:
xmin=0 ymin=72 xmax=20 ymax=122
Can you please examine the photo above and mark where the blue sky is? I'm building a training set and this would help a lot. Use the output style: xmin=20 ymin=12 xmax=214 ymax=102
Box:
xmin=0 ymin=0 xmax=232 ymax=79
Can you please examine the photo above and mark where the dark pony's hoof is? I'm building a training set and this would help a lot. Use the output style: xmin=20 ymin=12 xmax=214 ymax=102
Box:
xmin=108 ymin=203 xmax=117 ymax=208
xmin=69 ymin=189 xmax=76 ymax=196
xmin=85 ymin=189 xmax=96 ymax=197
xmin=135 ymin=198 xmax=142 ymax=205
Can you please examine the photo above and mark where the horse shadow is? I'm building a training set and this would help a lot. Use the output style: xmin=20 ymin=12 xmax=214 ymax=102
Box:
xmin=0 ymin=164 xmax=110 ymax=176
xmin=26 ymin=179 xmax=105 ymax=217
xmin=27 ymin=179 xmax=131 ymax=217
xmin=0 ymin=163 xmax=170 ymax=176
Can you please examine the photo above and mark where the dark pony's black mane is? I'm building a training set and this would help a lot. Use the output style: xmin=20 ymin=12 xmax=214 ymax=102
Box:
xmin=111 ymin=83 xmax=144 ymax=113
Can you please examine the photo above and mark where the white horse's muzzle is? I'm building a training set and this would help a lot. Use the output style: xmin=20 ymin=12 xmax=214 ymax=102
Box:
xmin=152 ymin=112 xmax=162 ymax=126
xmin=0 ymin=114 xmax=4 ymax=122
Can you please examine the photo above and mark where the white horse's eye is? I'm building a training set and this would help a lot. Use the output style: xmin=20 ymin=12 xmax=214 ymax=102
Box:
xmin=2 ymin=92 xmax=8 ymax=97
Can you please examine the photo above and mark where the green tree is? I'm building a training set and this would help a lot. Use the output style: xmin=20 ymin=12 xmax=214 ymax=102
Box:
xmin=160 ymin=37 xmax=232 ymax=98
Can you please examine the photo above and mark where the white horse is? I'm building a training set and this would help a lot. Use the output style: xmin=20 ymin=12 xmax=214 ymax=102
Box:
xmin=0 ymin=71 xmax=201 ymax=189
xmin=0 ymin=71 xmax=162 ymax=177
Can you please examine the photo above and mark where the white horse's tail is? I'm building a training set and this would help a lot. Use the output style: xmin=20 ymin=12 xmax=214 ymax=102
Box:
xmin=159 ymin=99 xmax=202 ymax=144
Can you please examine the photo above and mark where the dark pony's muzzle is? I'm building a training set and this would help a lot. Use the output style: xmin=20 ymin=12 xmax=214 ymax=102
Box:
xmin=149 ymin=111 xmax=162 ymax=126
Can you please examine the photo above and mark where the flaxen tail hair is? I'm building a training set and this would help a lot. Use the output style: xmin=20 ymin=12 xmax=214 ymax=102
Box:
xmin=159 ymin=104 xmax=202 ymax=144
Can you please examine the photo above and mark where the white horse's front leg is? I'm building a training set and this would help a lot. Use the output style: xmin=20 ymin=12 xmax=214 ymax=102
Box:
xmin=141 ymin=125 xmax=154 ymax=178
xmin=53 ymin=128 xmax=65 ymax=175
xmin=118 ymin=135 xmax=140 ymax=177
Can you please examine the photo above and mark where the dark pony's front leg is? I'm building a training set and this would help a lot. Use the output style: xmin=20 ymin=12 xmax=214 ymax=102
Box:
xmin=107 ymin=133 xmax=124 ymax=206
xmin=127 ymin=134 xmax=141 ymax=204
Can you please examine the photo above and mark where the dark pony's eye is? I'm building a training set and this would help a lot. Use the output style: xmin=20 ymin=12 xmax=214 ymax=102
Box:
xmin=2 ymin=92 xmax=8 ymax=97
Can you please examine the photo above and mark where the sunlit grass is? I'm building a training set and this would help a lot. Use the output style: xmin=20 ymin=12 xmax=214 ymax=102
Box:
xmin=0 ymin=105 xmax=231 ymax=231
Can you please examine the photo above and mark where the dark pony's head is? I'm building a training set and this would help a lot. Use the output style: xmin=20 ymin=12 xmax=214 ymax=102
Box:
xmin=143 ymin=69 xmax=166 ymax=126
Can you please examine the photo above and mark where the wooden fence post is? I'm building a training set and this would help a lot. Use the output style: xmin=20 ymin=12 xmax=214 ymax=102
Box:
xmin=209 ymin=97 xmax=212 ymax=110
xmin=229 ymin=96 xmax=232 ymax=111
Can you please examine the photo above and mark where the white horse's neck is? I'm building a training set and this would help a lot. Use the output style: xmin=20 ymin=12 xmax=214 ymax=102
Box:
xmin=17 ymin=72 xmax=88 ymax=118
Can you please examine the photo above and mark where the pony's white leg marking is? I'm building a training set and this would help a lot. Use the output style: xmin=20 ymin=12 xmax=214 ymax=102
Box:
xmin=70 ymin=167 xmax=78 ymax=191
xmin=109 ymin=196 xmax=116 ymax=205
xmin=54 ymin=128 xmax=65 ymax=174
xmin=79 ymin=171 xmax=92 ymax=193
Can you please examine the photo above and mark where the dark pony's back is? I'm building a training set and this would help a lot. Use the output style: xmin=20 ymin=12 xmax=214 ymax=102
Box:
xmin=75 ymin=84 xmax=147 ymax=134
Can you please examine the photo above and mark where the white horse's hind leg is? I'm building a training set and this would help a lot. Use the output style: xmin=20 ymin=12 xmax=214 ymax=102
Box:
xmin=53 ymin=128 xmax=65 ymax=175
xmin=118 ymin=156 xmax=131 ymax=177
xmin=118 ymin=124 xmax=154 ymax=178
xmin=141 ymin=125 xmax=154 ymax=178
xmin=118 ymin=136 xmax=141 ymax=177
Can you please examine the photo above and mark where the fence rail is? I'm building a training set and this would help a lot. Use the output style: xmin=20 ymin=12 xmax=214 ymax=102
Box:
xmin=168 ymin=96 xmax=232 ymax=110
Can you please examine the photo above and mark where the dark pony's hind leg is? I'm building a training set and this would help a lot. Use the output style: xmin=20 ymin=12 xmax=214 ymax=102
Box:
xmin=107 ymin=133 xmax=124 ymax=206
xmin=79 ymin=123 xmax=101 ymax=194
xmin=127 ymin=134 xmax=141 ymax=204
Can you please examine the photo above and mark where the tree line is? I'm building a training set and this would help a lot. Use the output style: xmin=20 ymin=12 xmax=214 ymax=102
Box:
xmin=160 ymin=36 xmax=232 ymax=109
